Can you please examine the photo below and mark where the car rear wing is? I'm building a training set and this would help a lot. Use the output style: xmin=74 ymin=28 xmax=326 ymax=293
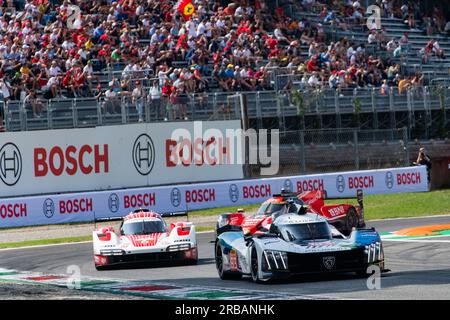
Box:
xmin=324 ymin=189 xmax=364 ymax=209
xmin=94 ymin=216 xmax=124 ymax=223
xmin=161 ymin=211 xmax=189 ymax=218
xmin=93 ymin=211 xmax=189 ymax=225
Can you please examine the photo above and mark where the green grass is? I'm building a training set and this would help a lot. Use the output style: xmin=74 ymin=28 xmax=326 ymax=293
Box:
xmin=0 ymin=236 xmax=92 ymax=249
xmin=358 ymin=190 xmax=450 ymax=219
xmin=196 ymin=226 xmax=215 ymax=232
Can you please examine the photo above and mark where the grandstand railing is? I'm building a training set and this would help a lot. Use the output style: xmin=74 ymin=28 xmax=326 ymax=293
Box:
xmin=2 ymin=85 xmax=449 ymax=136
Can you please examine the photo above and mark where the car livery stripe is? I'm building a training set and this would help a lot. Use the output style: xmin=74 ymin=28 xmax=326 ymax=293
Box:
xmin=124 ymin=233 xmax=165 ymax=247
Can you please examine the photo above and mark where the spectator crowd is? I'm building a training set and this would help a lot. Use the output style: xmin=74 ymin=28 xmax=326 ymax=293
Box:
xmin=0 ymin=0 xmax=448 ymax=125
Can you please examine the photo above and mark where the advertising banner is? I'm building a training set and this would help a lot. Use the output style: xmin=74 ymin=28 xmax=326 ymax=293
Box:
xmin=0 ymin=120 xmax=244 ymax=198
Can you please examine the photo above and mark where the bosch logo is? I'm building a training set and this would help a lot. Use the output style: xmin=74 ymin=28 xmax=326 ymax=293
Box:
xmin=385 ymin=171 xmax=394 ymax=189
xmin=171 ymin=188 xmax=181 ymax=207
xmin=43 ymin=198 xmax=55 ymax=218
xmin=108 ymin=193 xmax=120 ymax=213
xmin=229 ymin=184 xmax=239 ymax=203
xmin=0 ymin=143 xmax=22 ymax=186
xmin=132 ymin=134 xmax=155 ymax=175
xmin=336 ymin=175 xmax=345 ymax=193
xmin=283 ymin=179 xmax=292 ymax=192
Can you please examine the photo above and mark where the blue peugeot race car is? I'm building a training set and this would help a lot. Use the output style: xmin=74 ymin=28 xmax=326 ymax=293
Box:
xmin=214 ymin=202 xmax=386 ymax=283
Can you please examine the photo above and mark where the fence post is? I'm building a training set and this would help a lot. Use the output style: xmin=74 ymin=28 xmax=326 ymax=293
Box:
xmin=97 ymin=100 xmax=103 ymax=126
xmin=72 ymin=99 xmax=78 ymax=128
xmin=47 ymin=101 xmax=53 ymax=129
xmin=402 ymin=127 xmax=410 ymax=166
xmin=299 ymin=130 xmax=306 ymax=173
xmin=334 ymin=89 xmax=341 ymax=128
xmin=121 ymin=97 xmax=127 ymax=124
xmin=190 ymin=93 xmax=196 ymax=121
xmin=353 ymin=130 xmax=359 ymax=170
xmin=20 ymin=102 xmax=27 ymax=131
xmin=371 ymin=87 xmax=378 ymax=129
xmin=144 ymin=95 xmax=151 ymax=123
xmin=2 ymin=101 xmax=8 ymax=130
xmin=276 ymin=92 xmax=285 ymax=134
xmin=256 ymin=92 xmax=263 ymax=130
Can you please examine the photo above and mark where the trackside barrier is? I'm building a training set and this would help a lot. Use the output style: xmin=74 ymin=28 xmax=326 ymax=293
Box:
xmin=0 ymin=166 xmax=428 ymax=228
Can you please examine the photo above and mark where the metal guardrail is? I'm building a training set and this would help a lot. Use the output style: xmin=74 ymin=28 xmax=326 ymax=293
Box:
xmin=2 ymin=85 xmax=449 ymax=139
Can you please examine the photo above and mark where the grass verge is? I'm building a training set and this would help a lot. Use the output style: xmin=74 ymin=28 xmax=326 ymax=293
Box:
xmin=0 ymin=236 xmax=92 ymax=249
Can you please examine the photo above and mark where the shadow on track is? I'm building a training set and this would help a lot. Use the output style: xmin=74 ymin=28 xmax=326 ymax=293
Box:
xmin=96 ymin=257 xmax=214 ymax=271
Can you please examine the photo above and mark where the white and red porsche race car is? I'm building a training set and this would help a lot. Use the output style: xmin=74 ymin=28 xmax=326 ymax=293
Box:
xmin=93 ymin=209 xmax=197 ymax=270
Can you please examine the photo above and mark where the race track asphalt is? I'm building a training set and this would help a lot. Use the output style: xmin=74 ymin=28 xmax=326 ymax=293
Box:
xmin=1 ymin=215 xmax=450 ymax=299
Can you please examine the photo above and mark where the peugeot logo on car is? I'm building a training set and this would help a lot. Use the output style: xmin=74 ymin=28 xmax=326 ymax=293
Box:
xmin=322 ymin=256 xmax=336 ymax=270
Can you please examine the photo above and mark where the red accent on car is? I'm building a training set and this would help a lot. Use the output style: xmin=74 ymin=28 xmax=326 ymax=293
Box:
xmin=228 ymin=212 xmax=246 ymax=226
xmin=94 ymin=255 xmax=108 ymax=265
xmin=97 ymin=232 xmax=112 ymax=241
xmin=298 ymin=190 xmax=325 ymax=212
xmin=177 ymin=226 xmax=191 ymax=236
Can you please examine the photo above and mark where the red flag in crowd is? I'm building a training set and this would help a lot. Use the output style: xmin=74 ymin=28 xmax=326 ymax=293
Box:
xmin=177 ymin=0 xmax=196 ymax=20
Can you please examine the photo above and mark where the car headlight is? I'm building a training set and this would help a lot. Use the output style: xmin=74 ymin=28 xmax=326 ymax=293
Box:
xmin=365 ymin=242 xmax=382 ymax=263
xmin=100 ymin=249 xmax=125 ymax=256
xmin=166 ymin=244 xmax=191 ymax=252
xmin=262 ymin=250 xmax=288 ymax=271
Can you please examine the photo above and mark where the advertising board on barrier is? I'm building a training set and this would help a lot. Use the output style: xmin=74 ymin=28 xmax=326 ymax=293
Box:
xmin=0 ymin=120 xmax=244 ymax=198
xmin=0 ymin=166 xmax=428 ymax=228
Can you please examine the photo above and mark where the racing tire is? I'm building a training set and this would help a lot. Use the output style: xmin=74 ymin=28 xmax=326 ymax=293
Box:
xmin=215 ymin=242 xmax=242 ymax=280
xmin=250 ymin=244 xmax=268 ymax=283
xmin=344 ymin=207 xmax=359 ymax=235
xmin=95 ymin=265 xmax=107 ymax=271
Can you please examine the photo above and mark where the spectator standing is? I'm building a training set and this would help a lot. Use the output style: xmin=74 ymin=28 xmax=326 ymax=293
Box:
xmin=415 ymin=147 xmax=432 ymax=185
xmin=132 ymin=81 xmax=145 ymax=122
xmin=149 ymin=81 xmax=162 ymax=121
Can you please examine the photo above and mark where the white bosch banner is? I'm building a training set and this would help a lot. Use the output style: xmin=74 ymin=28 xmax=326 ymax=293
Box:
xmin=0 ymin=120 xmax=244 ymax=198
xmin=0 ymin=166 xmax=427 ymax=228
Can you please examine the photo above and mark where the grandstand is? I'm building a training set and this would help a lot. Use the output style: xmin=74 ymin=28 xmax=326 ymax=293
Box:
xmin=0 ymin=0 xmax=449 ymax=177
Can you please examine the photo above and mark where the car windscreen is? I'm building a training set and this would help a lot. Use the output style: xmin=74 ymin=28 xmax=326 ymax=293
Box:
xmin=257 ymin=203 xmax=285 ymax=216
xmin=278 ymin=222 xmax=331 ymax=242
xmin=121 ymin=220 xmax=166 ymax=235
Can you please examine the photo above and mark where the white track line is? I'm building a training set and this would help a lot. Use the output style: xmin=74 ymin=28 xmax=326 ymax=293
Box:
xmin=0 ymin=231 xmax=216 ymax=251
xmin=0 ymin=241 xmax=93 ymax=251
xmin=382 ymin=239 xmax=450 ymax=243
xmin=368 ymin=214 xmax=450 ymax=222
